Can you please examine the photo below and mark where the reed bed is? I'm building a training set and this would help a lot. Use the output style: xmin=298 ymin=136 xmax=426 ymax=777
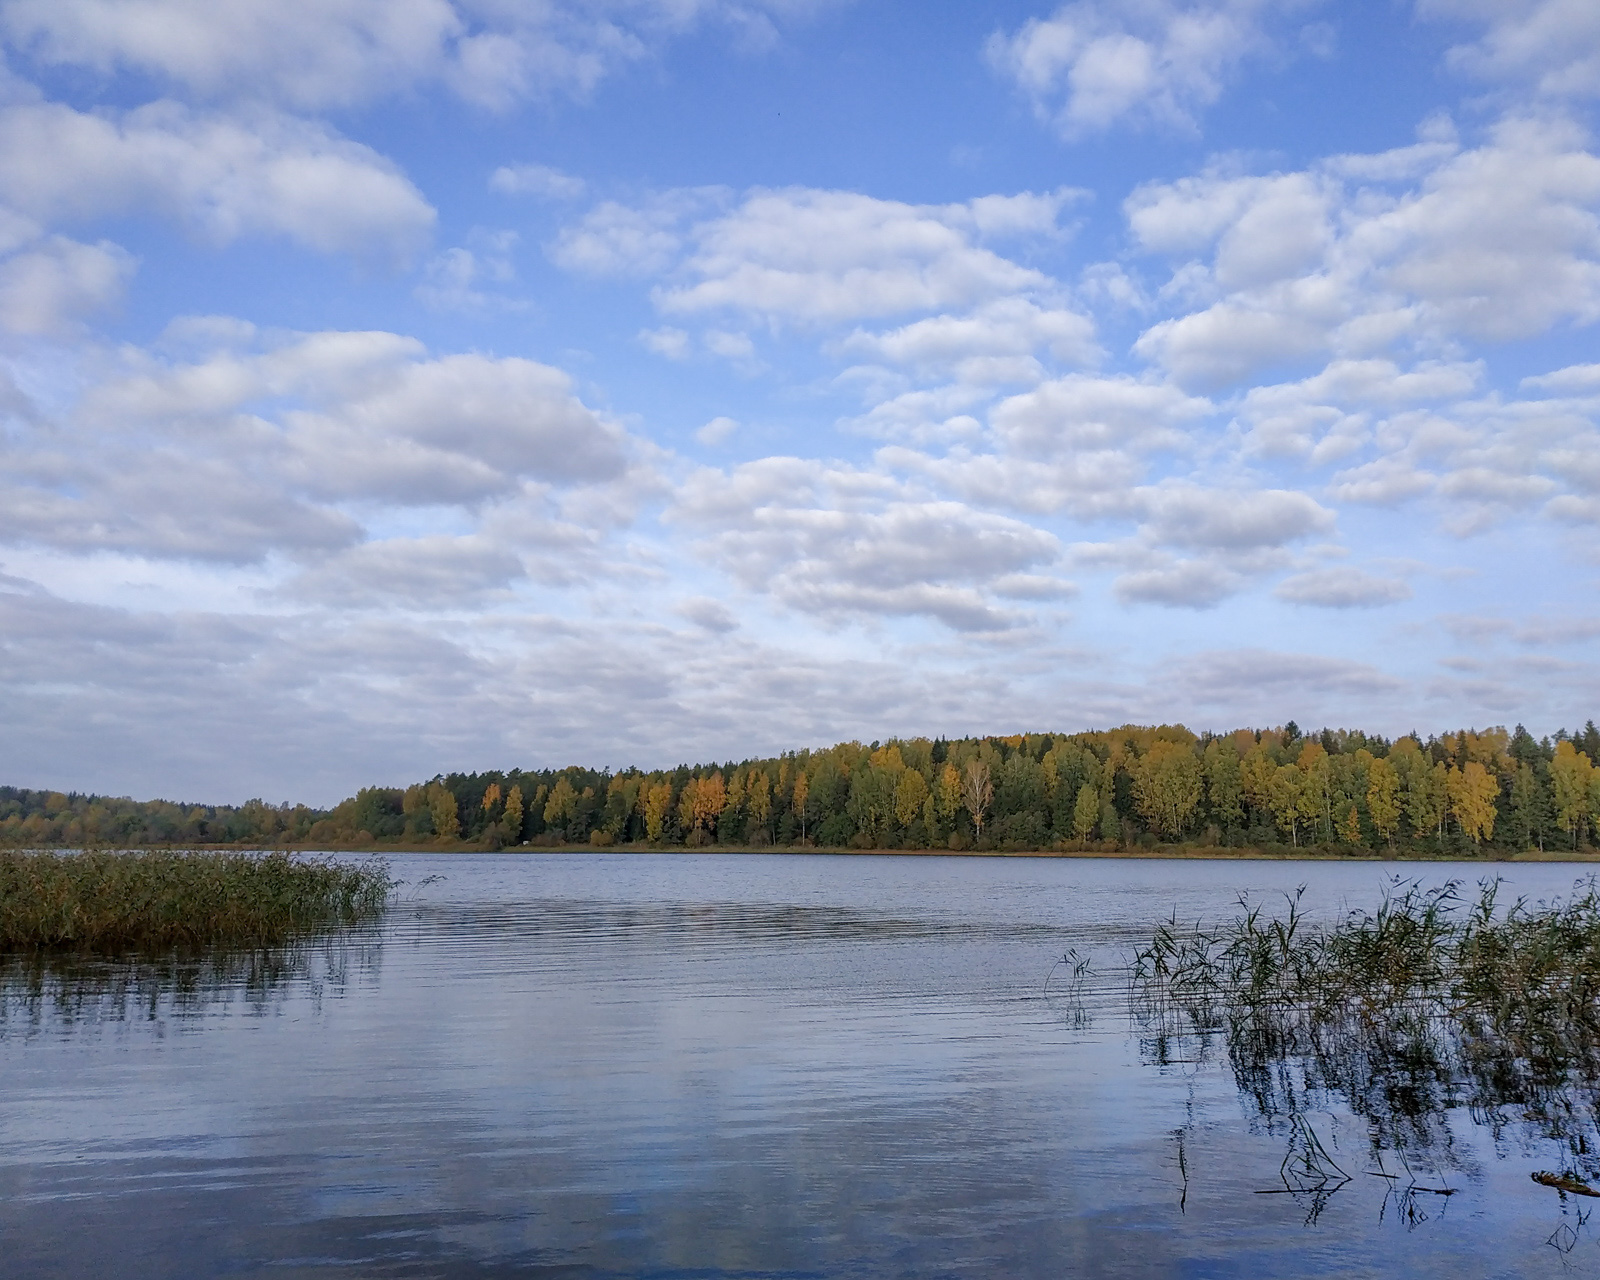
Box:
xmin=1133 ymin=878 xmax=1600 ymax=1176
xmin=0 ymin=849 xmax=392 ymax=951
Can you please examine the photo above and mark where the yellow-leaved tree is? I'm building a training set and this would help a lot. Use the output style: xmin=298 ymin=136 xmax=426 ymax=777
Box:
xmin=1551 ymin=742 xmax=1594 ymax=848
xmin=503 ymin=785 xmax=524 ymax=839
xmin=643 ymin=779 xmax=673 ymax=842
xmin=1072 ymin=783 xmax=1098 ymax=843
xmin=791 ymin=769 xmax=810 ymax=841
xmin=1365 ymin=754 xmax=1400 ymax=848
xmin=428 ymin=782 xmax=459 ymax=841
xmin=895 ymin=767 xmax=929 ymax=830
xmin=1447 ymin=761 xmax=1500 ymax=845
xmin=747 ymin=769 xmax=772 ymax=840
xmin=1133 ymin=739 xmax=1202 ymax=840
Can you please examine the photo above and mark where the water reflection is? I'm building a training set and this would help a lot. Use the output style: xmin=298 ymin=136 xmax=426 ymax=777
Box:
xmin=0 ymin=931 xmax=382 ymax=1034
xmin=6 ymin=855 xmax=1600 ymax=1277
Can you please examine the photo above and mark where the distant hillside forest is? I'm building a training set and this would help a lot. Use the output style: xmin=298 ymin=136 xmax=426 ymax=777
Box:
xmin=8 ymin=720 xmax=1600 ymax=857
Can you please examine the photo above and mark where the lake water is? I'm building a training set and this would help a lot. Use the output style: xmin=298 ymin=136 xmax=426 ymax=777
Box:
xmin=4 ymin=853 xmax=1600 ymax=1278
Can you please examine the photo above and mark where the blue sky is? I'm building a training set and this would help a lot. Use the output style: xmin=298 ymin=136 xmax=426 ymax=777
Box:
xmin=1 ymin=0 xmax=1597 ymax=804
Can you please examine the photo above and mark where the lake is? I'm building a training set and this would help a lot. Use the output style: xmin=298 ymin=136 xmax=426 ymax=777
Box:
xmin=3 ymin=853 xmax=1599 ymax=1277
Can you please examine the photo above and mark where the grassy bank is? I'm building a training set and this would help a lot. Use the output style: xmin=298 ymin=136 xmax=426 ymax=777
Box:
xmin=0 ymin=850 xmax=392 ymax=951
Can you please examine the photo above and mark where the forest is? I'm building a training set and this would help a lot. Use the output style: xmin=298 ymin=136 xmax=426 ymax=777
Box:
xmin=6 ymin=720 xmax=1600 ymax=857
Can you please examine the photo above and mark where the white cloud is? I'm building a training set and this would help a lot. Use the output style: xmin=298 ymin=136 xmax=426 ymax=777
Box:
xmin=1422 ymin=0 xmax=1600 ymax=99
xmin=489 ymin=162 xmax=587 ymax=199
xmin=0 ymin=100 xmax=435 ymax=259
xmin=1237 ymin=358 xmax=1481 ymax=459
xmin=1135 ymin=483 xmax=1335 ymax=549
xmin=0 ymin=0 xmax=840 ymax=112
xmin=1125 ymin=114 xmax=1600 ymax=387
xmin=0 ymin=232 xmax=135 ymax=335
xmin=840 ymin=297 xmax=1099 ymax=382
xmin=1521 ymin=362 xmax=1600 ymax=394
xmin=648 ymin=187 xmax=1071 ymax=324
xmin=640 ymin=325 xmax=691 ymax=358
xmin=989 ymin=373 xmax=1211 ymax=457
xmin=1274 ymin=565 xmax=1412 ymax=606
xmin=551 ymin=191 xmax=720 ymax=276
xmin=670 ymin=456 xmax=1063 ymax=630
xmin=3 ymin=329 xmax=635 ymax=565
xmin=987 ymin=0 xmax=1304 ymax=137
xmin=695 ymin=415 xmax=739 ymax=445
xmin=676 ymin=595 xmax=739 ymax=632
xmin=1115 ymin=559 xmax=1240 ymax=607
xmin=285 ymin=535 xmax=526 ymax=609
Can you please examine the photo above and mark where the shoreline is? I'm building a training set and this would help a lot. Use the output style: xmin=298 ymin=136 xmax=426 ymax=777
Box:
xmin=26 ymin=843 xmax=1599 ymax=863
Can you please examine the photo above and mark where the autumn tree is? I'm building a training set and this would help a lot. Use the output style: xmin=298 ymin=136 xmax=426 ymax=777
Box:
xmin=482 ymin=782 xmax=502 ymax=815
xmin=791 ymin=769 xmax=810 ymax=842
xmin=747 ymin=769 xmax=772 ymax=841
xmin=1133 ymin=739 xmax=1202 ymax=839
xmin=643 ymin=780 xmax=673 ymax=843
xmin=428 ymin=782 xmax=459 ymax=841
xmin=1202 ymin=739 xmax=1244 ymax=830
xmin=1365 ymin=754 xmax=1400 ymax=848
xmin=1552 ymin=742 xmax=1594 ymax=848
xmin=895 ymin=767 xmax=929 ymax=831
xmin=544 ymin=777 xmax=578 ymax=831
xmin=1072 ymin=784 xmax=1098 ymax=843
xmin=1445 ymin=761 xmax=1499 ymax=845
xmin=679 ymin=772 xmax=726 ymax=843
xmin=962 ymin=760 xmax=993 ymax=837
xmin=934 ymin=763 xmax=962 ymax=829
xmin=504 ymin=785 xmax=524 ymax=839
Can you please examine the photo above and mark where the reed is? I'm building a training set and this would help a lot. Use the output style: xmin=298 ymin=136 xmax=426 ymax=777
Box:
xmin=0 ymin=849 xmax=392 ymax=951
xmin=1133 ymin=878 xmax=1600 ymax=1176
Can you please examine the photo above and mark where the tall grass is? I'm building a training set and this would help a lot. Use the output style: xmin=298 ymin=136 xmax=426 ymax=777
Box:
xmin=1132 ymin=878 xmax=1600 ymax=1176
xmin=0 ymin=849 xmax=392 ymax=951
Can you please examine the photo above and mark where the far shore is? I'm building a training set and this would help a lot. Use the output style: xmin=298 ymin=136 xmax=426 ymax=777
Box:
xmin=33 ymin=842 xmax=1600 ymax=863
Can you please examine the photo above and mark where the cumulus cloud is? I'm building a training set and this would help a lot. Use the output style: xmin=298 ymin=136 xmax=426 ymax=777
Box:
xmin=0 ymin=100 xmax=435 ymax=259
xmin=557 ymin=186 xmax=1073 ymax=324
xmin=0 ymin=0 xmax=838 ymax=112
xmin=986 ymin=0 xmax=1306 ymax=137
xmin=4 ymin=328 xmax=634 ymax=565
xmin=1115 ymin=559 xmax=1240 ymax=607
xmin=1125 ymin=115 xmax=1600 ymax=387
xmin=1274 ymin=565 xmax=1412 ymax=606
xmin=990 ymin=373 xmax=1210 ymax=457
xmin=695 ymin=415 xmax=739 ymax=445
xmin=676 ymin=595 xmax=739 ymax=632
xmin=1134 ymin=483 xmax=1335 ymax=549
xmin=550 ymin=190 xmax=722 ymax=276
xmin=659 ymin=188 xmax=1066 ymax=323
xmin=1422 ymin=0 xmax=1600 ymax=100
xmin=840 ymin=297 xmax=1100 ymax=382
xmin=0 ymin=232 xmax=135 ymax=335
xmin=1237 ymin=358 xmax=1481 ymax=460
xmin=489 ymin=162 xmax=586 ymax=199
xmin=670 ymin=457 xmax=1065 ymax=630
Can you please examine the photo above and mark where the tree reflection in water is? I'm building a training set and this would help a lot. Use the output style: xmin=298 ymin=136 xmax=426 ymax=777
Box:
xmin=1131 ymin=878 xmax=1600 ymax=1248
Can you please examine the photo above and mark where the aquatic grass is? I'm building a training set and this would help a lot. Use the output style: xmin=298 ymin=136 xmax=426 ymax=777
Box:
xmin=0 ymin=849 xmax=392 ymax=952
xmin=1133 ymin=877 xmax=1600 ymax=1184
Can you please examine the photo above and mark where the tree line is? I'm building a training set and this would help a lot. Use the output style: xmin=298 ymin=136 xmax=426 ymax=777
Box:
xmin=9 ymin=719 xmax=1599 ymax=856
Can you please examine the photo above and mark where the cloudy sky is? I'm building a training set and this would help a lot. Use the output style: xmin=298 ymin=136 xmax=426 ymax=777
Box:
xmin=1 ymin=0 xmax=1598 ymax=804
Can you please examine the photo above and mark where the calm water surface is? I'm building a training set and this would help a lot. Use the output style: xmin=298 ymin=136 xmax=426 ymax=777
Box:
xmin=4 ymin=854 xmax=1599 ymax=1277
